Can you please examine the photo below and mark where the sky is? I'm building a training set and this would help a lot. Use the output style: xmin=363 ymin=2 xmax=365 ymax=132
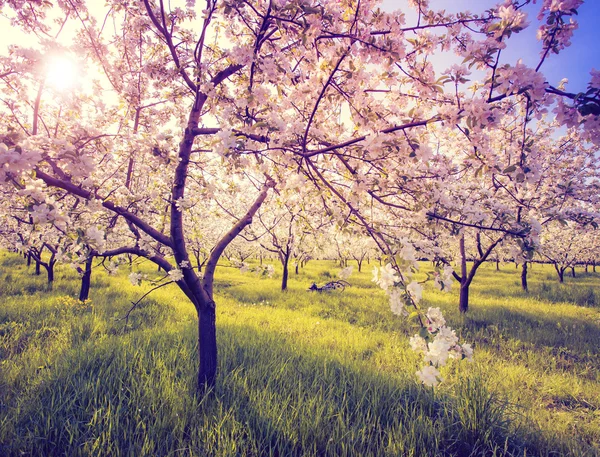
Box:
xmin=0 ymin=0 xmax=597 ymax=93
xmin=380 ymin=0 xmax=600 ymax=92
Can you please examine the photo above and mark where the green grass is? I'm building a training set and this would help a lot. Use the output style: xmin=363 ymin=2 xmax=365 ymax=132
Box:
xmin=1 ymin=253 xmax=599 ymax=456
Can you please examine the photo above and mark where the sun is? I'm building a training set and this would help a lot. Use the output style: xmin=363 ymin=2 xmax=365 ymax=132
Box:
xmin=45 ymin=56 xmax=77 ymax=91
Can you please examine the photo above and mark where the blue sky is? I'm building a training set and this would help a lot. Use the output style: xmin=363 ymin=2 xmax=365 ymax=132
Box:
xmin=380 ymin=0 xmax=600 ymax=92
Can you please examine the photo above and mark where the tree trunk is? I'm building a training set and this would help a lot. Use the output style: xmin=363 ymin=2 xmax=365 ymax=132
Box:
xmin=295 ymin=263 xmax=299 ymax=275
xmin=197 ymin=306 xmax=217 ymax=390
xmin=357 ymin=259 xmax=363 ymax=272
xmin=571 ymin=266 xmax=575 ymax=278
xmin=27 ymin=253 xmax=31 ymax=267
xmin=556 ymin=266 xmax=564 ymax=283
xmin=35 ymin=261 xmax=41 ymax=275
xmin=459 ymin=234 xmax=469 ymax=313
xmin=46 ymin=263 xmax=55 ymax=289
xmin=585 ymin=264 xmax=589 ymax=273
xmin=594 ymin=262 xmax=597 ymax=273
xmin=496 ymin=259 xmax=499 ymax=271
xmin=281 ymin=254 xmax=290 ymax=291
xmin=521 ymin=262 xmax=528 ymax=292
xmin=459 ymin=282 xmax=469 ymax=313
xmin=79 ymin=256 xmax=93 ymax=301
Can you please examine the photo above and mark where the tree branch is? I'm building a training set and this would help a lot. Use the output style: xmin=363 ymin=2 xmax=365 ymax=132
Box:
xmin=35 ymin=169 xmax=173 ymax=248
xmin=201 ymin=179 xmax=274 ymax=297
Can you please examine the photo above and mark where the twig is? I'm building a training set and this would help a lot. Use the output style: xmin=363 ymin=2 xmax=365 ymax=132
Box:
xmin=120 ymin=280 xmax=174 ymax=326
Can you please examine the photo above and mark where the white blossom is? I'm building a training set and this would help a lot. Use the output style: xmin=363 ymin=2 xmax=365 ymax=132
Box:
xmin=461 ymin=343 xmax=474 ymax=361
xmin=373 ymin=263 xmax=398 ymax=291
xmin=409 ymin=334 xmax=428 ymax=354
xmin=406 ymin=281 xmax=423 ymax=303
xmin=426 ymin=307 xmax=446 ymax=332
xmin=389 ymin=288 xmax=407 ymax=316
xmin=416 ymin=365 xmax=442 ymax=387
xmin=85 ymin=226 xmax=105 ymax=252
xmin=129 ymin=272 xmax=143 ymax=286
xmin=168 ymin=269 xmax=184 ymax=282
xmin=424 ymin=338 xmax=451 ymax=367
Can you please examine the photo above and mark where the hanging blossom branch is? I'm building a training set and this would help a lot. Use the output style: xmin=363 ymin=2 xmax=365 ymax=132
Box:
xmin=305 ymin=157 xmax=472 ymax=387
xmin=371 ymin=245 xmax=472 ymax=387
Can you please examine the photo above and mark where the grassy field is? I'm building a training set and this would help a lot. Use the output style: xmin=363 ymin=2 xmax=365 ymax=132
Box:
xmin=1 ymin=252 xmax=599 ymax=457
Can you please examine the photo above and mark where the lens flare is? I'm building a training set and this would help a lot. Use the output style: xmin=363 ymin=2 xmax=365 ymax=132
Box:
xmin=46 ymin=56 xmax=77 ymax=91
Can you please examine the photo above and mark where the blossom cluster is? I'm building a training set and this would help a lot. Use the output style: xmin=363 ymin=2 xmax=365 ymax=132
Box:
xmin=129 ymin=272 xmax=145 ymax=286
xmin=410 ymin=308 xmax=473 ymax=387
xmin=494 ymin=60 xmax=548 ymax=101
xmin=536 ymin=0 xmax=582 ymax=56
xmin=168 ymin=268 xmax=184 ymax=282
xmin=0 ymin=142 xmax=41 ymax=182
xmin=372 ymin=250 xmax=472 ymax=387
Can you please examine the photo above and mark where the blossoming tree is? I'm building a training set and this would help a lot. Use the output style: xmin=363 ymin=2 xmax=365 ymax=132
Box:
xmin=1 ymin=0 xmax=599 ymax=390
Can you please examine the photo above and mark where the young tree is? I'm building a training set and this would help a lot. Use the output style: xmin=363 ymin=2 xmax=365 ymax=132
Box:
xmin=253 ymin=184 xmax=322 ymax=290
xmin=539 ymin=222 xmax=594 ymax=283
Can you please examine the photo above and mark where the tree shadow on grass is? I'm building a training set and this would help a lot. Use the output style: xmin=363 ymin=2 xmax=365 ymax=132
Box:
xmin=457 ymin=301 xmax=600 ymax=380
xmin=2 ymin=320 xmax=580 ymax=457
xmin=459 ymin=262 xmax=600 ymax=307
xmin=467 ymin=278 xmax=599 ymax=308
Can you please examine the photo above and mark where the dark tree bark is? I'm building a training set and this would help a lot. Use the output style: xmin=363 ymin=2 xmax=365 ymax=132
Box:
xmin=35 ymin=260 xmax=41 ymax=275
xmin=571 ymin=266 xmax=575 ymax=278
xmin=456 ymin=232 xmax=504 ymax=313
xmin=555 ymin=263 xmax=565 ymax=283
xmin=78 ymin=256 xmax=93 ymax=301
xmin=281 ymin=252 xmax=290 ymax=291
xmin=459 ymin=283 xmax=469 ymax=313
xmin=47 ymin=264 xmax=54 ymax=284
xmin=197 ymin=306 xmax=217 ymax=390
xmin=27 ymin=252 xmax=31 ymax=267
xmin=521 ymin=262 xmax=528 ymax=292
xmin=42 ymin=260 xmax=56 ymax=289
xmin=459 ymin=234 xmax=469 ymax=313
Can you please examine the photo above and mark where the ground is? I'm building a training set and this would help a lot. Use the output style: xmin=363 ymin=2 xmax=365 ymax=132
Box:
xmin=0 ymin=252 xmax=599 ymax=456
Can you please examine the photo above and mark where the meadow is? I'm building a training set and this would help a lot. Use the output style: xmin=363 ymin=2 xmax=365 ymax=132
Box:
xmin=0 ymin=251 xmax=599 ymax=457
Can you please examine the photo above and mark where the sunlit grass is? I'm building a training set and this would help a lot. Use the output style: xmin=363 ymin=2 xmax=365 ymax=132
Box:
xmin=1 ymin=252 xmax=599 ymax=456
